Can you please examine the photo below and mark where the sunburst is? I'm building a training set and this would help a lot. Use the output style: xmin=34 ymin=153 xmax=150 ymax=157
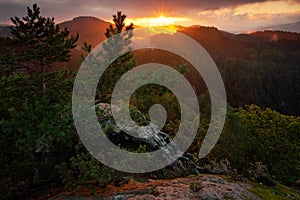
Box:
xmin=131 ymin=15 xmax=188 ymax=28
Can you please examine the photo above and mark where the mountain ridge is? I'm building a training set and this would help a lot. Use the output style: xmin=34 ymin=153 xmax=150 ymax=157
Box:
xmin=258 ymin=20 xmax=300 ymax=33
xmin=1 ymin=16 xmax=300 ymax=40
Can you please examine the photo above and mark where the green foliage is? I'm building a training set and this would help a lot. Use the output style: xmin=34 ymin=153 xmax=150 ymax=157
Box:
xmin=0 ymin=71 xmax=76 ymax=198
xmin=82 ymin=42 xmax=92 ymax=53
xmin=105 ymin=11 xmax=134 ymax=37
xmin=131 ymin=84 xmax=181 ymax=128
xmin=0 ymin=99 xmax=75 ymax=195
xmin=190 ymin=181 xmax=204 ymax=192
xmin=97 ymin=11 xmax=136 ymax=99
xmin=0 ymin=74 xmax=37 ymax=118
xmin=57 ymin=151 xmax=112 ymax=189
xmin=10 ymin=4 xmax=78 ymax=71
xmin=250 ymin=182 xmax=300 ymax=200
xmin=80 ymin=42 xmax=92 ymax=61
xmin=238 ymin=105 xmax=300 ymax=184
xmin=196 ymin=103 xmax=299 ymax=185
xmin=247 ymin=162 xmax=274 ymax=185
xmin=6 ymin=3 xmax=78 ymax=95
xmin=202 ymin=105 xmax=249 ymax=172
xmin=195 ymin=104 xmax=245 ymax=173
xmin=178 ymin=64 xmax=189 ymax=75
xmin=129 ymin=106 xmax=150 ymax=126
xmin=120 ymin=144 xmax=148 ymax=153
xmin=0 ymin=39 xmax=16 ymax=79
xmin=102 ymin=123 xmax=116 ymax=135
xmin=220 ymin=41 xmax=300 ymax=116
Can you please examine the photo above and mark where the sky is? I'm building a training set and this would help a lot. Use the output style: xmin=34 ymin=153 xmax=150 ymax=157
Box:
xmin=0 ymin=0 xmax=300 ymax=33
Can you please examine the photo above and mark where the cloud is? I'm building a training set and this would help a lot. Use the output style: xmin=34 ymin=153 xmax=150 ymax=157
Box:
xmin=195 ymin=1 xmax=300 ymax=32
xmin=0 ymin=0 xmax=277 ymax=23
xmin=0 ymin=1 xmax=28 ymax=23
xmin=0 ymin=0 xmax=110 ymax=23
xmin=96 ymin=0 xmax=267 ymax=12
xmin=0 ymin=0 xmax=299 ymax=32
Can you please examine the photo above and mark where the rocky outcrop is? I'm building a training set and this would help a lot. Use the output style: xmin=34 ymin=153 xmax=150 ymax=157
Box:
xmin=127 ymin=175 xmax=262 ymax=200
xmin=97 ymin=103 xmax=201 ymax=175
xmin=53 ymin=174 xmax=263 ymax=200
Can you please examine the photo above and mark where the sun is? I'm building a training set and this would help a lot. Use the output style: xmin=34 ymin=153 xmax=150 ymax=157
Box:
xmin=151 ymin=15 xmax=175 ymax=26
xmin=125 ymin=13 xmax=192 ymax=34
xmin=131 ymin=15 xmax=189 ymax=28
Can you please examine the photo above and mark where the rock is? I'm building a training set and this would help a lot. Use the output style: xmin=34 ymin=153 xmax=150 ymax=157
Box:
xmin=199 ymin=159 xmax=231 ymax=174
xmin=113 ymin=174 xmax=261 ymax=200
xmin=112 ymin=193 xmax=127 ymax=200
xmin=97 ymin=103 xmax=200 ymax=175
xmin=48 ymin=174 xmax=266 ymax=199
xmin=199 ymin=193 xmax=220 ymax=200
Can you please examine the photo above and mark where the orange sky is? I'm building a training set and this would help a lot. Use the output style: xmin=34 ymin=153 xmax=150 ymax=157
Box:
xmin=125 ymin=1 xmax=300 ymax=32
xmin=0 ymin=0 xmax=299 ymax=33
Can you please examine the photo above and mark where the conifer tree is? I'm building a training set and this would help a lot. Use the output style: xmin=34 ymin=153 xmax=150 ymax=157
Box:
xmin=98 ymin=11 xmax=136 ymax=100
xmin=9 ymin=3 xmax=78 ymax=94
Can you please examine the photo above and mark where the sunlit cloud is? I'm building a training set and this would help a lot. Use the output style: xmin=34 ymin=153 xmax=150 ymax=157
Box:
xmin=196 ymin=0 xmax=300 ymax=32
xmin=0 ymin=0 xmax=299 ymax=32
xmin=234 ymin=0 xmax=300 ymax=15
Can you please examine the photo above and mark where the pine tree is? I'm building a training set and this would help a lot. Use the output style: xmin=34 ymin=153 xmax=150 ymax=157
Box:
xmin=9 ymin=4 xmax=78 ymax=95
xmin=98 ymin=11 xmax=136 ymax=100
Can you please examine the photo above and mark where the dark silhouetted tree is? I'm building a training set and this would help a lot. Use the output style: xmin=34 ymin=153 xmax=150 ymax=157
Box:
xmin=9 ymin=3 xmax=78 ymax=95
xmin=98 ymin=11 xmax=136 ymax=100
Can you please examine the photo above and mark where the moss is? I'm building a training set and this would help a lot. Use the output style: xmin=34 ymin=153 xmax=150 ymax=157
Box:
xmin=250 ymin=182 xmax=300 ymax=200
xmin=190 ymin=181 xmax=204 ymax=192
xmin=187 ymin=174 xmax=202 ymax=178
xmin=220 ymin=174 xmax=234 ymax=182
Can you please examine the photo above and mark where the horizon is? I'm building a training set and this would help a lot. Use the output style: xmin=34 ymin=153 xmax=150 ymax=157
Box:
xmin=1 ymin=14 xmax=300 ymax=35
xmin=0 ymin=0 xmax=299 ymax=33
xmin=69 ymin=15 xmax=300 ymax=34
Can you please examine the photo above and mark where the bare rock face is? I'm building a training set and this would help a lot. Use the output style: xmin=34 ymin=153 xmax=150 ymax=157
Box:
xmin=58 ymin=174 xmax=262 ymax=199
xmin=117 ymin=175 xmax=262 ymax=200
xmin=97 ymin=103 xmax=201 ymax=175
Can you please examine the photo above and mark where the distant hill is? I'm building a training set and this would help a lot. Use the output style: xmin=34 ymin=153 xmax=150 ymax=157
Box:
xmin=233 ymin=30 xmax=300 ymax=44
xmin=51 ymin=16 xmax=110 ymax=71
xmin=2 ymin=16 xmax=300 ymax=71
xmin=2 ymin=17 xmax=300 ymax=45
xmin=249 ymin=30 xmax=300 ymax=41
xmin=59 ymin=16 xmax=110 ymax=48
xmin=259 ymin=21 xmax=300 ymax=33
xmin=0 ymin=16 xmax=111 ymax=47
xmin=50 ymin=18 xmax=300 ymax=72
xmin=0 ymin=26 xmax=11 ymax=38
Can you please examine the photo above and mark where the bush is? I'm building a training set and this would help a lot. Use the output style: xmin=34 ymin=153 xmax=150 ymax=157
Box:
xmin=196 ymin=104 xmax=299 ymax=185
xmin=57 ymin=150 xmax=112 ymax=189
xmin=0 ymin=72 xmax=77 ymax=197
xmin=239 ymin=105 xmax=300 ymax=185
